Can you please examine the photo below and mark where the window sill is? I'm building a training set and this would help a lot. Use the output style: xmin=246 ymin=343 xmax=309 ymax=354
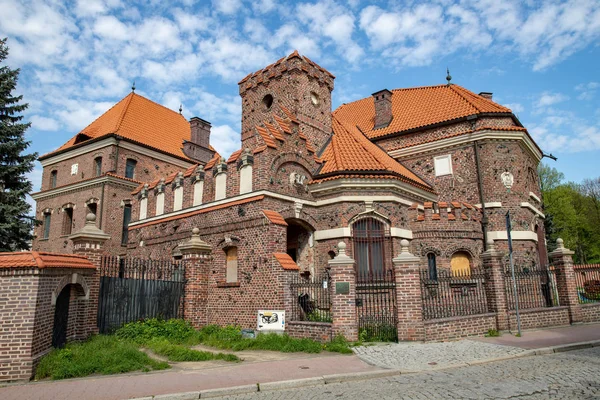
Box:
xmin=216 ymin=282 xmax=240 ymax=288
xmin=38 ymin=238 xmax=49 ymax=241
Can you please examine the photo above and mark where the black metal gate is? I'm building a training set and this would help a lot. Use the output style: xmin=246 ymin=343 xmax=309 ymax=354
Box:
xmin=356 ymin=270 xmax=398 ymax=342
xmin=97 ymin=256 xmax=185 ymax=333
xmin=52 ymin=285 xmax=71 ymax=348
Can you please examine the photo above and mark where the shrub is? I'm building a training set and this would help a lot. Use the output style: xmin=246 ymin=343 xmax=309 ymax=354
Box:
xmin=116 ymin=318 xmax=198 ymax=345
xmin=583 ymin=280 xmax=600 ymax=300
xmin=146 ymin=338 xmax=239 ymax=362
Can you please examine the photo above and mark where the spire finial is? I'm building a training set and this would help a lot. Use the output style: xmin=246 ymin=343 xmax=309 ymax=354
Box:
xmin=446 ymin=68 xmax=452 ymax=85
xmin=132 ymin=80 xmax=136 ymax=92
xmin=179 ymin=104 xmax=183 ymax=114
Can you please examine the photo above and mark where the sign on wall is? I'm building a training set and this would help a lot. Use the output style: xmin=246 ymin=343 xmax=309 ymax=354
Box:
xmin=257 ymin=310 xmax=285 ymax=332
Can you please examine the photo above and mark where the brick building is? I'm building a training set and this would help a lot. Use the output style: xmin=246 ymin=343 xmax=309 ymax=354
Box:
xmin=32 ymin=50 xmax=549 ymax=333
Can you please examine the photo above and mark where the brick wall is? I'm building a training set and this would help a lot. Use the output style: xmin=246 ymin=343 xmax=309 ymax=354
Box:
xmin=506 ymin=307 xmax=570 ymax=331
xmin=286 ymin=321 xmax=332 ymax=343
xmin=424 ymin=313 xmax=497 ymax=341
xmin=579 ymin=303 xmax=600 ymax=323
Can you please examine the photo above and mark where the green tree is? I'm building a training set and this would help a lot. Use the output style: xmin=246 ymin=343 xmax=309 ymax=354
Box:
xmin=0 ymin=38 xmax=38 ymax=251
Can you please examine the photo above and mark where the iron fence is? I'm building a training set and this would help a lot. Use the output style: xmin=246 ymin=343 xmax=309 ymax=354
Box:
xmin=574 ymin=264 xmax=600 ymax=304
xmin=356 ymin=269 xmax=398 ymax=342
xmin=98 ymin=256 xmax=185 ymax=333
xmin=504 ymin=265 xmax=558 ymax=310
xmin=289 ymin=271 xmax=332 ymax=322
xmin=420 ymin=268 xmax=489 ymax=320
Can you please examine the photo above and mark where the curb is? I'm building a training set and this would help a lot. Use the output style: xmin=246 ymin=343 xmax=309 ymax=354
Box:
xmin=129 ymin=340 xmax=600 ymax=399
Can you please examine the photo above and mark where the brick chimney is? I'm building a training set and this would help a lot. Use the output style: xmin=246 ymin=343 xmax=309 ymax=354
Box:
xmin=183 ymin=117 xmax=214 ymax=164
xmin=372 ymin=89 xmax=393 ymax=129
xmin=478 ymin=92 xmax=493 ymax=100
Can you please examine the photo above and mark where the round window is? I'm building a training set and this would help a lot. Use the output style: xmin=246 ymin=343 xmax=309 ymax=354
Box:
xmin=262 ymin=94 xmax=274 ymax=109
xmin=310 ymin=91 xmax=320 ymax=106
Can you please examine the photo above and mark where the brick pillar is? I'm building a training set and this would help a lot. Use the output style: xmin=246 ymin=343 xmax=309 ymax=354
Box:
xmin=550 ymin=238 xmax=582 ymax=323
xmin=178 ymin=227 xmax=212 ymax=328
xmin=69 ymin=213 xmax=110 ymax=336
xmin=481 ymin=239 xmax=508 ymax=330
xmin=328 ymin=242 xmax=358 ymax=342
xmin=393 ymin=239 xmax=425 ymax=341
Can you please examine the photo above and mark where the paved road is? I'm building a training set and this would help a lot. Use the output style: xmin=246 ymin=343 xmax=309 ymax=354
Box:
xmin=223 ymin=347 xmax=600 ymax=399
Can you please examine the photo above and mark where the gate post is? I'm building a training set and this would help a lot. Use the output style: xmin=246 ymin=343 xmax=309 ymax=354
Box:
xmin=481 ymin=239 xmax=508 ymax=330
xmin=70 ymin=213 xmax=110 ymax=336
xmin=178 ymin=227 xmax=212 ymax=329
xmin=549 ymin=238 xmax=582 ymax=323
xmin=393 ymin=239 xmax=425 ymax=341
xmin=328 ymin=242 xmax=358 ymax=342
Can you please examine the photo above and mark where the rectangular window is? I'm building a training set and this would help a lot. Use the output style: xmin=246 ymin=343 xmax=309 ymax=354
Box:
xmin=125 ymin=159 xmax=137 ymax=179
xmin=95 ymin=157 xmax=102 ymax=177
xmin=43 ymin=213 xmax=51 ymax=239
xmin=121 ymin=204 xmax=132 ymax=245
xmin=434 ymin=155 xmax=453 ymax=177
xmin=50 ymin=171 xmax=57 ymax=189
xmin=226 ymin=247 xmax=238 ymax=283
xmin=62 ymin=208 xmax=73 ymax=236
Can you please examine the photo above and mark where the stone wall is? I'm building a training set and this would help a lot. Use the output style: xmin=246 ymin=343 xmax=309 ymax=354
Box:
xmin=286 ymin=321 xmax=332 ymax=343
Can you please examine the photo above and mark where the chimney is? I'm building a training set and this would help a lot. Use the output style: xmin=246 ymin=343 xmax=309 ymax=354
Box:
xmin=183 ymin=117 xmax=214 ymax=164
xmin=372 ymin=89 xmax=393 ymax=129
xmin=190 ymin=117 xmax=211 ymax=149
xmin=478 ymin=92 xmax=493 ymax=100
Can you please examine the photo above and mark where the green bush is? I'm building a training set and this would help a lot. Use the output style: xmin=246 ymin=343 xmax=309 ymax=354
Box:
xmin=306 ymin=311 xmax=333 ymax=323
xmin=323 ymin=335 xmax=353 ymax=354
xmin=116 ymin=318 xmax=199 ymax=345
xmin=35 ymin=335 xmax=169 ymax=380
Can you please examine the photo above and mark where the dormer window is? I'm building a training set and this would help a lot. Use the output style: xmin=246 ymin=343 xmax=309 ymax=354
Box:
xmin=125 ymin=159 xmax=137 ymax=179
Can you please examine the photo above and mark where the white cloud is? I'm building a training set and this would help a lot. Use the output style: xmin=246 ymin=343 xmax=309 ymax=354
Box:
xmin=575 ymin=82 xmax=599 ymax=100
xmin=210 ymin=124 xmax=240 ymax=158
xmin=535 ymin=92 xmax=568 ymax=108
xmin=93 ymin=15 xmax=129 ymax=40
xmin=527 ymin=108 xmax=600 ymax=153
xmin=212 ymin=0 xmax=242 ymax=15
xmin=503 ymin=103 xmax=524 ymax=114
xmin=29 ymin=115 xmax=60 ymax=131
xmin=252 ymin=0 xmax=277 ymax=14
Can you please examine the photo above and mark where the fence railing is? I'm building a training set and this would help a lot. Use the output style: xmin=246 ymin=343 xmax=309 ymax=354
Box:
xmin=504 ymin=265 xmax=558 ymax=310
xmin=420 ymin=268 xmax=489 ymax=320
xmin=356 ymin=269 xmax=398 ymax=342
xmin=289 ymin=272 xmax=332 ymax=322
xmin=574 ymin=264 xmax=600 ymax=304
xmin=98 ymin=256 xmax=185 ymax=333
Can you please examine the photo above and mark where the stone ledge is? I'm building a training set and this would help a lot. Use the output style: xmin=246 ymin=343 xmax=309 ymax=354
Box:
xmin=424 ymin=312 xmax=496 ymax=325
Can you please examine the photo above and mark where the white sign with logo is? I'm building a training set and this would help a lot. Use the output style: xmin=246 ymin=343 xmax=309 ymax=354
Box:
xmin=257 ymin=310 xmax=285 ymax=332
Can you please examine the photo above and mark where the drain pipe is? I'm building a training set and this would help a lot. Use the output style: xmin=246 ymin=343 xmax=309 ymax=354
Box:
xmin=474 ymin=141 xmax=489 ymax=250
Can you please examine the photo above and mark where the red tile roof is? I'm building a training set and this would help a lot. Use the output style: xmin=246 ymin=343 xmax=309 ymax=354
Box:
xmin=0 ymin=252 xmax=95 ymax=269
xmin=262 ymin=210 xmax=288 ymax=226
xmin=334 ymin=84 xmax=513 ymax=139
xmin=273 ymin=253 xmax=299 ymax=270
xmin=227 ymin=150 xmax=243 ymax=163
xmin=204 ymin=152 xmax=222 ymax=170
xmin=256 ymin=126 xmax=278 ymax=148
xmin=312 ymin=116 xmax=433 ymax=192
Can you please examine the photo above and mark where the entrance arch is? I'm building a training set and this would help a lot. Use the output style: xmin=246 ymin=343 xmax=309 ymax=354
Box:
xmin=52 ymin=285 xmax=71 ymax=348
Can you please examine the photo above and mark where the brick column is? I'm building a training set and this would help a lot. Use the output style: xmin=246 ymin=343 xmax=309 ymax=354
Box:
xmin=328 ymin=242 xmax=358 ymax=342
xmin=69 ymin=213 xmax=110 ymax=336
xmin=550 ymin=238 xmax=582 ymax=323
xmin=178 ymin=228 xmax=212 ymax=329
xmin=481 ymin=239 xmax=508 ymax=330
xmin=393 ymin=239 xmax=425 ymax=341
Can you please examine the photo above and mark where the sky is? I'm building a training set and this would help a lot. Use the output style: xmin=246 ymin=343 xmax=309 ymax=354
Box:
xmin=1 ymin=0 xmax=599 ymax=201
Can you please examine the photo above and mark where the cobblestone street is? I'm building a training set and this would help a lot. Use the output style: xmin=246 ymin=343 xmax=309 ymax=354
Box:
xmin=223 ymin=347 xmax=600 ymax=399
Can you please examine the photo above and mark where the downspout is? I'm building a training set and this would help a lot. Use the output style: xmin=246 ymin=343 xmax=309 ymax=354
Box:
xmin=473 ymin=141 xmax=489 ymax=250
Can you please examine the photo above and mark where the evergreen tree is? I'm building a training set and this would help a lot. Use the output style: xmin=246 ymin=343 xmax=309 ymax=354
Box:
xmin=0 ymin=38 xmax=38 ymax=251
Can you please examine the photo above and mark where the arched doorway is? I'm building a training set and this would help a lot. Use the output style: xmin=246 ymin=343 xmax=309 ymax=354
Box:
xmin=450 ymin=251 xmax=472 ymax=276
xmin=52 ymin=285 xmax=71 ymax=348
xmin=286 ymin=219 xmax=314 ymax=274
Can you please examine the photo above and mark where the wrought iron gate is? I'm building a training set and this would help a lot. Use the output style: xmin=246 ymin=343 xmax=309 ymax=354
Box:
xmin=97 ymin=256 xmax=185 ymax=333
xmin=355 ymin=270 xmax=398 ymax=342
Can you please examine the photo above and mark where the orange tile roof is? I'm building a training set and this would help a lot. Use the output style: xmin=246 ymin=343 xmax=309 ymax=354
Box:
xmin=0 ymin=251 xmax=95 ymax=269
xmin=311 ymin=116 xmax=433 ymax=192
xmin=204 ymin=152 xmax=222 ymax=170
xmin=256 ymin=126 xmax=278 ymax=148
xmin=333 ymin=84 xmax=513 ymax=139
xmin=253 ymin=145 xmax=268 ymax=154
xmin=42 ymin=92 xmax=212 ymax=161
xmin=227 ymin=150 xmax=243 ymax=163
xmin=262 ymin=210 xmax=288 ymax=226
xmin=273 ymin=253 xmax=299 ymax=270
xmin=264 ymin=121 xmax=285 ymax=142
xmin=273 ymin=114 xmax=292 ymax=134
xmin=184 ymin=164 xmax=200 ymax=177
xmin=280 ymin=105 xmax=299 ymax=124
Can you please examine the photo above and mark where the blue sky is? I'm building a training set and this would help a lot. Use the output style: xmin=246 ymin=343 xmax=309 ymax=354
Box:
xmin=1 ymin=0 xmax=599 ymax=196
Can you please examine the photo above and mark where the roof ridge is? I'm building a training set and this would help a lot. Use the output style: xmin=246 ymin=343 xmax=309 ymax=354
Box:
xmin=113 ymin=92 xmax=135 ymax=133
xmin=448 ymin=84 xmax=481 ymax=113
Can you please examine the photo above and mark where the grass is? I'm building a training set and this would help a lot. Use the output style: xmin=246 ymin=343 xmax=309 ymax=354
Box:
xmin=35 ymin=335 xmax=169 ymax=380
xmin=36 ymin=319 xmax=353 ymax=381
xmin=485 ymin=329 xmax=501 ymax=337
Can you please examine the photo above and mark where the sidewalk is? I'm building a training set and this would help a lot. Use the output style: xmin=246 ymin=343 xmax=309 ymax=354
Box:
xmin=1 ymin=323 xmax=599 ymax=400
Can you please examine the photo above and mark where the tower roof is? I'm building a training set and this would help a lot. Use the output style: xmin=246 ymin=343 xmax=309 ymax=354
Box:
xmin=40 ymin=92 xmax=200 ymax=161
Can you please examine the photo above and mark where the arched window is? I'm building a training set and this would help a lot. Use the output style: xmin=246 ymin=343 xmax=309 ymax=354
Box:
xmin=450 ymin=251 xmax=471 ymax=276
xmin=125 ymin=159 xmax=137 ymax=179
xmin=352 ymin=218 xmax=388 ymax=278
xmin=42 ymin=211 xmax=51 ymax=239
xmin=94 ymin=157 xmax=102 ymax=177
xmin=225 ymin=247 xmax=238 ymax=283
xmin=427 ymin=253 xmax=438 ymax=280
